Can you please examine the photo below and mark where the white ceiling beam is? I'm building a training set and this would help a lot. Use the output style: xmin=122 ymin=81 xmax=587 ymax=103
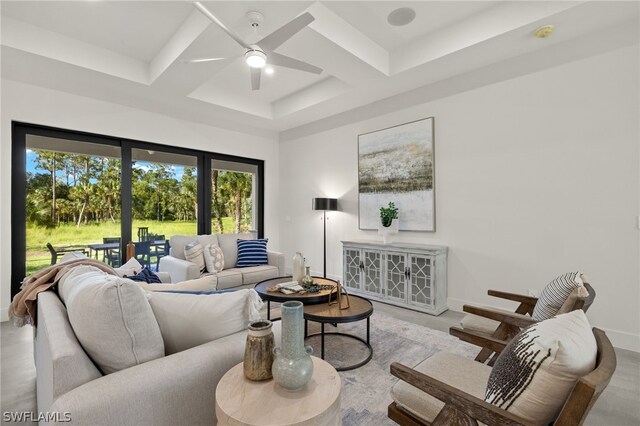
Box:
xmin=391 ymin=1 xmax=585 ymax=75
xmin=305 ymin=2 xmax=389 ymax=76
xmin=272 ymin=76 xmax=351 ymax=119
xmin=1 ymin=16 xmax=148 ymax=84
xmin=149 ymin=9 xmax=211 ymax=84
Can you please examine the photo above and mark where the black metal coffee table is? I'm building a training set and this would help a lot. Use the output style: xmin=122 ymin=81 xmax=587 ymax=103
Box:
xmin=303 ymin=295 xmax=373 ymax=371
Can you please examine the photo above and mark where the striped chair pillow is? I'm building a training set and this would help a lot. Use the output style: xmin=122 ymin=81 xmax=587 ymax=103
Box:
xmin=236 ymin=239 xmax=268 ymax=268
xmin=532 ymin=271 xmax=588 ymax=321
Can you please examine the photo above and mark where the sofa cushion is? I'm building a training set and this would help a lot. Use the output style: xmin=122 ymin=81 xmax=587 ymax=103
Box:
xmin=136 ymin=275 xmax=217 ymax=292
xmin=391 ymin=352 xmax=491 ymax=423
xmin=485 ymin=310 xmax=597 ymax=424
xmin=236 ymin=239 xmax=269 ymax=268
xmin=184 ymin=241 xmax=206 ymax=274
xmin=240 ymin=265 xmax=279 ymax=285
xmin=532 ymin=272 xmax=588 ymax=321
xmin=61 ymin=270 xmax=165 ymax=375
xmin=215 ymin=269 xmax=244 ymax=290
xmin=460 ymin=312 xmax=500 ymax=335
xmin=169 ymin=235 xmax=198 ymax=260
xmin=203 ymin=243 xmax=225 ymax=273
xmin=147 ymin=289 xmax=264 ymax=355
xmin=217 ymin=232 xmax=254 ymax=270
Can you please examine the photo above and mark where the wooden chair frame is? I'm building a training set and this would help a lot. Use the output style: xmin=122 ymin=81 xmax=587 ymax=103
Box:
xmin=450 ymin=283 xmax=595 ymax=364
xmin=389 ymin=328 xmax=616 ymax=426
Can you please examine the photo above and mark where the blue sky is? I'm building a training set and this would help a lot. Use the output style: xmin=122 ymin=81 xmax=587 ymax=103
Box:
xmin=26 ymin=149 xmax=187 ymax=180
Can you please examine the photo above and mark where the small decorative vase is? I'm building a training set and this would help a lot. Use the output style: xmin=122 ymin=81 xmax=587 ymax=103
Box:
xmin=301 ymin=266 xmax=313 ymax=286
xmin=272 ymin=301 xmax=314 ymax=391
xmin=292 ymin=252 xmax=304 ymax=284
xmin=378 ymin=218 xmax=399 ymax=244
xmin=243 ymin=320 xmax=275 ymax=381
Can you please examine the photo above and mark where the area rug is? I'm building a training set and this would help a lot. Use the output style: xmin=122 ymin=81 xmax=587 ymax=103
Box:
xmin=304 ymin=310 xmax=481 ymax=425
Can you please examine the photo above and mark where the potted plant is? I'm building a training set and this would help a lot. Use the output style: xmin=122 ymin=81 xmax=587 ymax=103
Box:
xmin=378 ymin=202 xmax=399 ymax=243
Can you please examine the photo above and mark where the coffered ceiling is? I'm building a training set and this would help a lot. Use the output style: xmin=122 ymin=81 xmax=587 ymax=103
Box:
xmin=1 ymin=1 xmax=638 ymax=137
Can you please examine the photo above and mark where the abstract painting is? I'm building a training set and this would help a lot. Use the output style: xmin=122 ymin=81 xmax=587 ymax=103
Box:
xmin=358 ymin=117 xmax=435 ymax=231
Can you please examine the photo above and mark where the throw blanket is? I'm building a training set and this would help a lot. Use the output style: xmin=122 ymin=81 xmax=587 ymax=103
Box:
xmin=9 ymin=258 xmax=117 ymax=327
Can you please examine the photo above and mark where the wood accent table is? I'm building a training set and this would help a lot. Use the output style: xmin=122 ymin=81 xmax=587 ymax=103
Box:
xmin=254 ymin=276 xmax=338 ymax=320
xmin=215 ymin=357 xmax=341 ymax=426
xmin=304 ymin=295 xmax=374 ymax=371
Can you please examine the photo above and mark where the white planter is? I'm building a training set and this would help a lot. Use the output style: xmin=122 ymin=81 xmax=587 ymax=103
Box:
xmin=378 ymin=219 xmax=399 ymax=244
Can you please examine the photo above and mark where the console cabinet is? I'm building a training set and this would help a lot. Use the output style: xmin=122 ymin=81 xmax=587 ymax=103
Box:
xmin=342 ymin=241 xmax=448 ymax=315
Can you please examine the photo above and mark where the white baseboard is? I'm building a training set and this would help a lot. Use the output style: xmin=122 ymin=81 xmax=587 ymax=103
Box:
xmin=447 ymin=297 xmax=639 ymax=353
xmin=1 ymin=307 xmax=8 ymax=322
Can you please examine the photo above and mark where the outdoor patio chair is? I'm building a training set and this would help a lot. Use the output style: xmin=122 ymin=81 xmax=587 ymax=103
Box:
xmin=449 ymin=282 xmax=595 ymax=365
xmin=102 ymin=237 xmax=121 ymax=267
xmin=137 ymin=227 xmax=149 ymax=242
xmin=133 ymin=240 xmax=151 ymax=269
xmin=149 ymin=234 xmax=167 ymax=271
xmin=46 ymin=243 xmax=88 ymax=265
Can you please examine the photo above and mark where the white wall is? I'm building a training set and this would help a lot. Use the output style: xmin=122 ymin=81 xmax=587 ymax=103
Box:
xmin=279 ymin=45 xmax=640 ymax=351
xmin=0 ymin=79 xmax=281 ymax=320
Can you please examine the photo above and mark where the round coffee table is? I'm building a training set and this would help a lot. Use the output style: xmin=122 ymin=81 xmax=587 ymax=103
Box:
xmin=215 ymin=356 xmax=341 ymax=426
xmin=254 ymin=276 xmax=338 ymax=320
xmin=304 ymin=295 xmax=373 ymax=371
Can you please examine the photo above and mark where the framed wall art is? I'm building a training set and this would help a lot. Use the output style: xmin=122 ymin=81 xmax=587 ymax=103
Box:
xmin=358 ymin=117 xmax=435 ymax=231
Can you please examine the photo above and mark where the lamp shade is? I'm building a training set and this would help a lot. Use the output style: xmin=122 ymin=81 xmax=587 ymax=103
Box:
xmin=312 ymin=198 xmax=338 ymax=211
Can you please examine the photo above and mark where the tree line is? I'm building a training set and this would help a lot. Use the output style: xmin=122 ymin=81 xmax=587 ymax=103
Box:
xmin=27 ymin=150 xmax=253 ymax=233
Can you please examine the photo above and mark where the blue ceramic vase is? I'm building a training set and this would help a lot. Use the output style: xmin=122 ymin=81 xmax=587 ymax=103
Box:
xmin=272 ymin=301 xmax=314 ymax=391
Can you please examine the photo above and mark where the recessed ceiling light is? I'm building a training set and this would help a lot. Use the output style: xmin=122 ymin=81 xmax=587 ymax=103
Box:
xmin=387 ymin=7 xmax=416 ymax=26
xmin=534 ymin=25 xmax=554 ymax=39
xmin=264 ymin=66 xmax=274 ymax=75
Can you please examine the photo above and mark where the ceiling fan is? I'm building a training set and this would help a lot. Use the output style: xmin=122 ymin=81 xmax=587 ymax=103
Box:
xmin=187 ymin=2 xmax=323 ymax=91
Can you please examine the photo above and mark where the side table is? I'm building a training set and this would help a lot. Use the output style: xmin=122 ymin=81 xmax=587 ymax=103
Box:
xmin=215 ymin=356 xmax=341 ymax=426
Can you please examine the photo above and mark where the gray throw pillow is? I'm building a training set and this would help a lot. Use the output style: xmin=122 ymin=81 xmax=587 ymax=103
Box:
xmin=64 ymin=272 xmax=165 ymax=374
xmin=532 ymin=272 xmax=588 ymax=321
xmin=184 ymin=241 xmax=206 ymax=274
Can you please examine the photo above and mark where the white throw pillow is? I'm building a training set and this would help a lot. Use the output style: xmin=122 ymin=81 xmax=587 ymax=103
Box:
xmin=184 ymin=241 xmax=206 ymax=274
xmin=203 ymin=243 xmax=225 ymax=273
xmin=147 ymin=289 xmax=264 ymax=355
xmin=62 ymin=269 xmax=165 ymax=374
xmin=114 ymin=257 xmax=144 ymax=278
xmin=485 ymin=310 xmax=597 ymax=424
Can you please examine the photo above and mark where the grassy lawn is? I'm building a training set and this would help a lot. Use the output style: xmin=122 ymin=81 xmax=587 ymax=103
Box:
xmin=26 ymin=218 xmax=237 ymax=275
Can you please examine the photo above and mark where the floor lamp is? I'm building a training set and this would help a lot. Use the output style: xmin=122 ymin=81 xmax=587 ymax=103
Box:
xmin=312 ymin=198 xmax=338 ymax=278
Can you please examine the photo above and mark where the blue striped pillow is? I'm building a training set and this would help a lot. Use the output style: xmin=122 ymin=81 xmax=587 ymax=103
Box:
xmin=236 ymin=239 xmax=268 ymax=267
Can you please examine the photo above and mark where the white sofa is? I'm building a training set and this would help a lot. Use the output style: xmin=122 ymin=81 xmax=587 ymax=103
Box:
xmin=159 ymin=232 xmax=284 ymax=287
xmin=35 ymin=281 xmax=280 ymax=425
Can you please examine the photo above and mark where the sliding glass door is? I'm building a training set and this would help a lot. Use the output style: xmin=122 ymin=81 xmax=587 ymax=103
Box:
xmin=210 ymin=160 xmax=258 ymax=234
xmin=11 ymin=123 xmax=264 ymax=297
xmin=24 ymin=134 xmax=122 ymax=274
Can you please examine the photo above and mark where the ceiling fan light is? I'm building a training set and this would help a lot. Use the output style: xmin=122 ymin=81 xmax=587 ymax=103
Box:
xmin=245 ymin=50 xmax=267 ymax=68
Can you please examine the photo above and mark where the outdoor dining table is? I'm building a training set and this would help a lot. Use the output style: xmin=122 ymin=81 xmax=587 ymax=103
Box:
xmin=87 ymin=240 xmax=168 ymax=261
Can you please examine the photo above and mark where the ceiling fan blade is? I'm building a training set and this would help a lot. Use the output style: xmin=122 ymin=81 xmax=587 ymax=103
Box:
xmin=258 ymin=12 xmax=315 ymax=52
xmin=193 ymin=2 xmax=251 ymax=50
xmin=268 ymin=52 xmax=322 ymax=74
xmin=250 ymin=67 xmax=261 ymax=91
xmin=182 ymin=57 xmax=227 ymax=64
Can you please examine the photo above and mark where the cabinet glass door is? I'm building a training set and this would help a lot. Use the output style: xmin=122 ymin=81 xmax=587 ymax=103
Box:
xmin=385 ymin=251 xmax=407 ymax=303
xmin=344 ymin=248 xmax=362 ymax=292
xmin=363 ymin=250 xmax=382 ymax=295
xmin=409 ymin=254 xmax=434 ymax=308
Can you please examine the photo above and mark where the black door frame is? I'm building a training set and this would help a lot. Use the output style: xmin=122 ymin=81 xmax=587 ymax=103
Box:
xmin=11 ymin=122 xmax=264 ymax=298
